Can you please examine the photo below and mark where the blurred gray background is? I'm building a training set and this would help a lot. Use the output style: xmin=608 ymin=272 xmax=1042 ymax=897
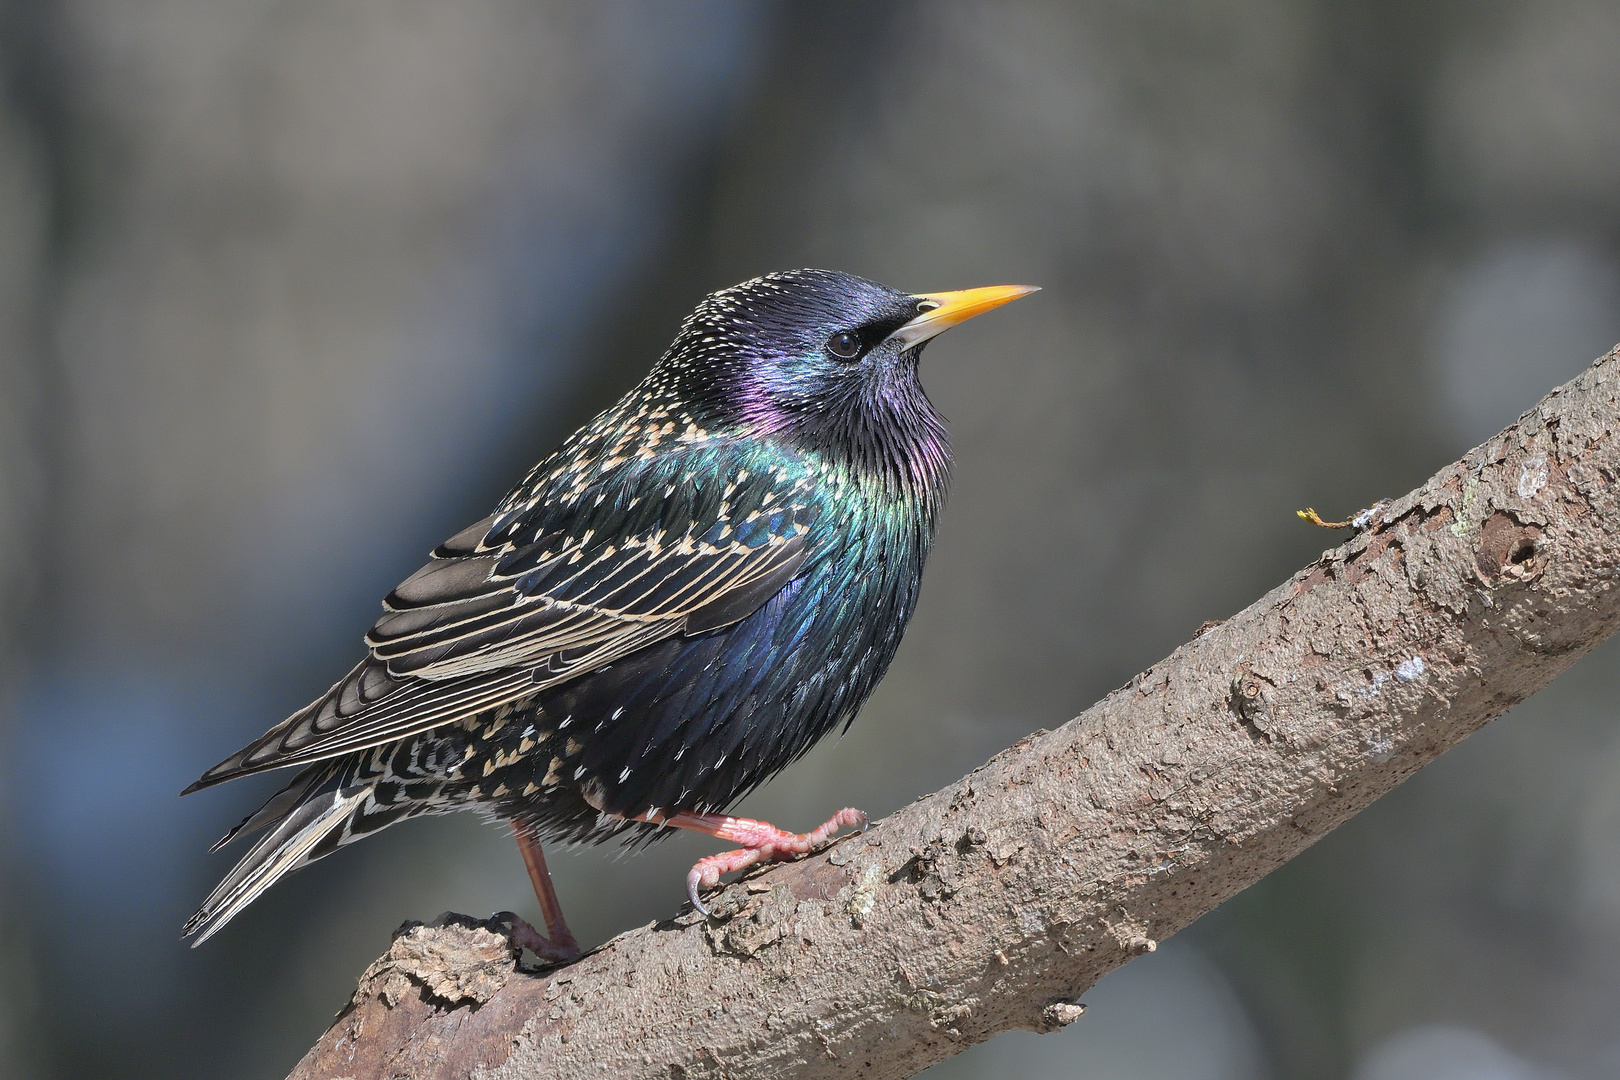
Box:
xmin=2 ymin=2 xmax=1619 ymax=1078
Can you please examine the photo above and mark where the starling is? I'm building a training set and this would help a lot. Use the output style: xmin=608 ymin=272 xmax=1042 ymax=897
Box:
xmin=182 ymin=269 xmax=1035 ymax=958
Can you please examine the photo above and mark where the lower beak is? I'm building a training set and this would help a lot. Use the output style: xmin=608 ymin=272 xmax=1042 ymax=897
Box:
xmin=886 ymin=284 xmax=1040 ymax=349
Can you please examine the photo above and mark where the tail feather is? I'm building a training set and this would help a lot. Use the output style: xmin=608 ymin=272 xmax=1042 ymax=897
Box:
xmin=183 ymin=781 xmax=373 ymax=945
xmin=208 ymin=763 xmax=333 ymax=853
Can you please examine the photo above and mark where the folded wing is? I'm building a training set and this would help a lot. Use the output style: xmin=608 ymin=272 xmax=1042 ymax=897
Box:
xmin=185 ymin=450 xmax=813 ymax=791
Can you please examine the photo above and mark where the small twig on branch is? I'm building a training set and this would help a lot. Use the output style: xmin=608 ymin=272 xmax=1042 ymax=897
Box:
xmin=290 ymin=348 xmax=1620 ymax=1080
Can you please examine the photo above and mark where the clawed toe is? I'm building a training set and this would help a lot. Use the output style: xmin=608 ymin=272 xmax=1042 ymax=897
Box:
xmin=676 ymin=806 xmax=870 ymax=915
xmin=489 ymin=910 xmax=581 ymax=964
xmin=686 ymin=848 xmax=767 ymax=916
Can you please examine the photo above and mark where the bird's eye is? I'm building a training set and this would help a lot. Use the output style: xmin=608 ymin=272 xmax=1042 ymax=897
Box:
xmin=826 ymin=330 xmax=862 ymax=360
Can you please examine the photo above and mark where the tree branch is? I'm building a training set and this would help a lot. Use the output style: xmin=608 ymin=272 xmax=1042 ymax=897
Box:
xmin=290 ymin=349 xmax=1620 ymax=1080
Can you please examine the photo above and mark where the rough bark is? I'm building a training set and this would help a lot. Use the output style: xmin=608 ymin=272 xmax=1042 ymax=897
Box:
xmin=290 ymin=349 xmax=1620 ymax=1080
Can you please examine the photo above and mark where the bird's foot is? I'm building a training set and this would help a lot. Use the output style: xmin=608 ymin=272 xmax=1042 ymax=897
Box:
xmin=506 ymin=826 xmax=582 ymax=963
xmin=673 ymin=807 xmax=868 ymax=916
xmin=489 ymin=910 xmax=582 ymax=964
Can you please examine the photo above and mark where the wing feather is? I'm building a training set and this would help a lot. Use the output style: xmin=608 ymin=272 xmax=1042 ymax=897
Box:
xmin=185 ymin=449 xmax=814 ymax=791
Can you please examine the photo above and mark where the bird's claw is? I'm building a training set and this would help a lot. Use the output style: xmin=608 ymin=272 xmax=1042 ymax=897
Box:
xmin=488 ymin=910 xmax=582 ymax=964
xmin=686 ymin=847 xmax=765 ymax=918
xmin=682 ymin=806 xmax=869 ymax=917
xmin=687 ymin=879 xmax=710 ymax=918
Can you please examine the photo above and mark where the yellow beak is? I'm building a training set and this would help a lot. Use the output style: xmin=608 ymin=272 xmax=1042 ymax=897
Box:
xmin=886 ymin=284 xmax=1040 ymax=349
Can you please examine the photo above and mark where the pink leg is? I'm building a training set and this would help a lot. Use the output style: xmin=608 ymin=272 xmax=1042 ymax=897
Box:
xmin=663 ymin=807 xmax=868 ymax=915
xmin=494 ymin=825 xmax=582 ymax=963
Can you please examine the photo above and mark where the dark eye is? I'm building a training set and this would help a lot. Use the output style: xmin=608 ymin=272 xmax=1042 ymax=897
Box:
xmin=826 ymin=330 xmax=862 ymax=359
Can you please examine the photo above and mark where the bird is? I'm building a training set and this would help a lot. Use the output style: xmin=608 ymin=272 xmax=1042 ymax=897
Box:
xmin=181 ymin=268 xmax=1036 ymax=960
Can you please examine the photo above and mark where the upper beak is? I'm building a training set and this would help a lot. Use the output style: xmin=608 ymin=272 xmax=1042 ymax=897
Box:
xmin=886 ymin=284 xmax=1040 ymax=349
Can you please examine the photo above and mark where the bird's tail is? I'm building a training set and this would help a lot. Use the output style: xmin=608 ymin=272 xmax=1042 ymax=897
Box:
xmin=183 ymin=761 xmax=425 ymax=946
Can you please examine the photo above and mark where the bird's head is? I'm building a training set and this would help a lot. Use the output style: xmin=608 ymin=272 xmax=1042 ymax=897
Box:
xmin=649 ymin=269 xmax=1036 ymax=487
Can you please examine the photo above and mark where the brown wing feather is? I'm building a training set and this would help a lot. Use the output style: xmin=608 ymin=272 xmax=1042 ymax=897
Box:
xmin=185 ymin=457 xmax=812 ymax=792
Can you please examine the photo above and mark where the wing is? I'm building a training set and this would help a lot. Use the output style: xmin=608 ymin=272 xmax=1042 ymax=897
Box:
xmin=185 ymin=450 xmax=813 ymax=791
